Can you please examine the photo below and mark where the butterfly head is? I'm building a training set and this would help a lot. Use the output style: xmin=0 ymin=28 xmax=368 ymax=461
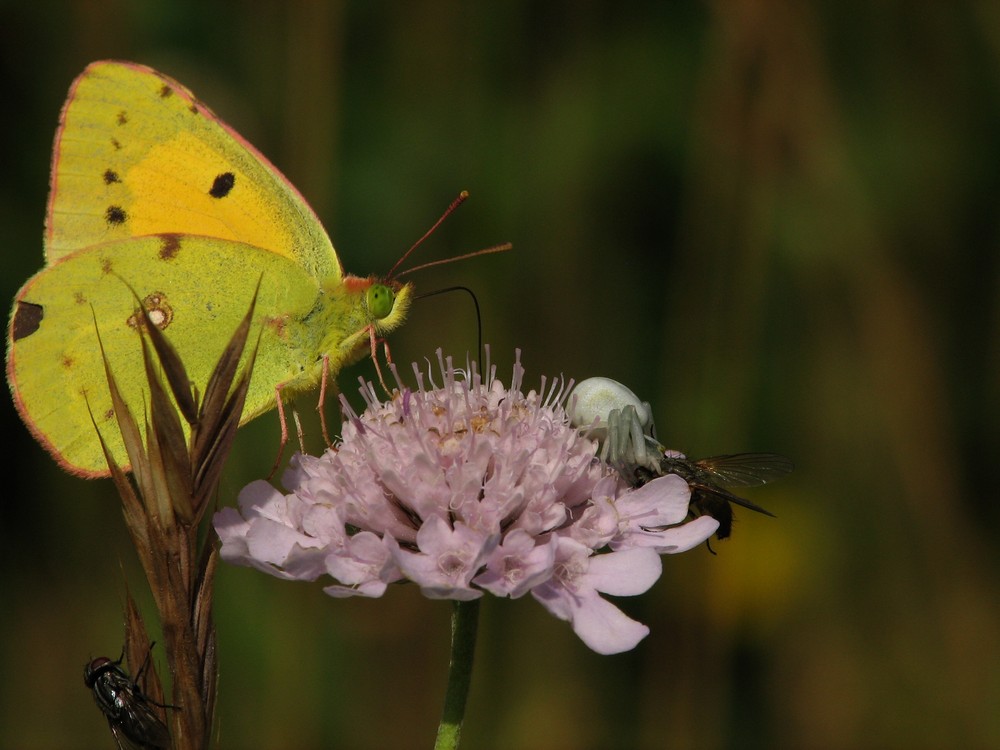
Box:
xmin=365 ymin=278 xmax=412 ymax=335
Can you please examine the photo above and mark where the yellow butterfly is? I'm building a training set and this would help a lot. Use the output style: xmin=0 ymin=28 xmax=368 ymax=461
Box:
xmin=7 ymin=60 xmax=412 ymax=477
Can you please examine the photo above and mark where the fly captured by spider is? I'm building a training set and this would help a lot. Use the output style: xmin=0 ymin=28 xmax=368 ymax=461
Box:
xmin=567 ymin=376 xmax=792 ymax=543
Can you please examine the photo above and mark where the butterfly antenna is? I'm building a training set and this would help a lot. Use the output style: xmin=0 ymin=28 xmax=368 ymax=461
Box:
xmin=416 ymin=286 xmax=484 ymax=366
xmin=387 ymin=190 xmax=470 ymax=280
xmin=394 ymin=242 xmax=512 ymax=278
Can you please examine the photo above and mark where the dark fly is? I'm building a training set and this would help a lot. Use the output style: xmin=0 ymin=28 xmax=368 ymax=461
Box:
xmin=647 ymin=452 xmax=793 ymax=541
xmin=84 ymin=646 xmax=171 ymax=750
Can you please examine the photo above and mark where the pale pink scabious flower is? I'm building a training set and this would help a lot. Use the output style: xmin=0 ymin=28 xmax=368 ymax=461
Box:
xmin=214 ymin=352 xmax=718 ymax=655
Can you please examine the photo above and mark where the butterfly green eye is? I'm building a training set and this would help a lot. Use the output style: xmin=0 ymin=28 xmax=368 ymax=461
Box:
xmin=366 ymin=284 xmax=395 ymax=320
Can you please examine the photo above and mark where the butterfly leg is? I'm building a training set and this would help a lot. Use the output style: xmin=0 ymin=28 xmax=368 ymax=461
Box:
xmin=368 ymin=325 xmax=393 ymax=394
xmin=317 ymin=355 xmax=332 ymax=446
xmin=381 ymin=337 xmax=395 ymax=366
xmin=268 ymin=387 xmax=290 ymax=479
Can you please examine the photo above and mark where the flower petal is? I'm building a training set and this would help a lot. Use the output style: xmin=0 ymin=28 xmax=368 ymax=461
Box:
xmin=614 ymin=473 xmax=692 ymax=528
xmin=586 ymin=548 xmax=662 ymax=596
xmin=531 ymin=576 xmax=650 ymax=655
xmin=473 ymin=530 xmax=557 ymax=598
xmin=388 ymin=517 xmax=493 ymax=600
xmin=611 ymin=515 xmax=719 ymax=554
xmin=569 ymin=590 xmax=651 ymax=655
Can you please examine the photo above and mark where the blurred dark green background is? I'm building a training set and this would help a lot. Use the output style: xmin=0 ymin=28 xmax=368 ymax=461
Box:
xmin=2 ymin=2 xmax=998 ymax=748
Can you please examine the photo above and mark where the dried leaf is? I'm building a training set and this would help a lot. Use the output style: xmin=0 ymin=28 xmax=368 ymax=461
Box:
xmin=138 ymin=299 xmax=199 ymax=425
xmin=94 ymin=318 xmax=151 ymax=491
xmin=194 ymin=545 xmax=218 ymax=650
xmin=194 ymin=545 xmax=219 ymax=720
xmin=193 ymin=358 xmax=255 ymax=511
xmin=141 ymin=406 xmax=178 ymax=529
xmin=91 ymin=411 xmax=159 ymax=584
xmin=142 ymin=337 xmax=192 ymax=484
xmin=193 ymin=288 xmax=258 ymax=464
xmin=123 ymin=591 xmax=166 ymax=710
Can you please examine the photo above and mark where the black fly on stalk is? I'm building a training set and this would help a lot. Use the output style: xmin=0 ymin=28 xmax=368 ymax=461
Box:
xmin=568 ymin=377 xmax=792 ymax=545
xmin=84 ymin=645 xmax=171 ymax=750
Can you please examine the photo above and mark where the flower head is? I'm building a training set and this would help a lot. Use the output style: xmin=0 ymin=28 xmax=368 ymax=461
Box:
xmin=215 ymin=352 xmax=717 ymax=654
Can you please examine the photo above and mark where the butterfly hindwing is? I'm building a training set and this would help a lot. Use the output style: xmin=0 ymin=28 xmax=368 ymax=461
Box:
xmin=9 ymin=235 xmax=320 ymax=476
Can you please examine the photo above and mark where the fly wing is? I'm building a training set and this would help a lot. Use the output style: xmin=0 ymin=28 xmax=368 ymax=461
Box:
xmin=694 ymin=453 xmax=793 ymax=487
xmin=112 ymin=692 xmax=171 ymax=749
xmin=110 ymin=723 xmax=151 ymax=750
xmin=692 ymin=483 xmax=776 ymax=517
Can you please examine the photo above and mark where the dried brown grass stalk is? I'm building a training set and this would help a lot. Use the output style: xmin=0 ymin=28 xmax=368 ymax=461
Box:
xmin=93 ymin=291 xmax=259 ymax=749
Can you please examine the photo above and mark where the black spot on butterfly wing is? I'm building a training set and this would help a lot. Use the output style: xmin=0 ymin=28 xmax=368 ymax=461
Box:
xmin=158 ymin=234 xmax=181 ymax=260
xmin=11 ymin=301 xmax=43 ymax=341
xmin=106 ymin=206 xmax=127 ymax=225
xmin=209 ymin=172 xmax=235 ymax=198
xmin=103 ymin=169 xmax=121 ymax=185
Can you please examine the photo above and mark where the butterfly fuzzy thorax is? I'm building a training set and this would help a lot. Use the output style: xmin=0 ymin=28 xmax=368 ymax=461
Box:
xmin=7 ymin=61 xmax=413 ymax=477
xmin=268 ymin=275 xmax=413 ymax=410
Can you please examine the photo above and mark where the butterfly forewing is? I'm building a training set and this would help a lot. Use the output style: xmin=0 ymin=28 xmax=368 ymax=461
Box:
xmin=46 ymin=61 xmax=338 ymax=283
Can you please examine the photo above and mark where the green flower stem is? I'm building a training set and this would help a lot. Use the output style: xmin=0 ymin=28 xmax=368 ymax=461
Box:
xmin=434 ymin=599 xmax=481 ymax=750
